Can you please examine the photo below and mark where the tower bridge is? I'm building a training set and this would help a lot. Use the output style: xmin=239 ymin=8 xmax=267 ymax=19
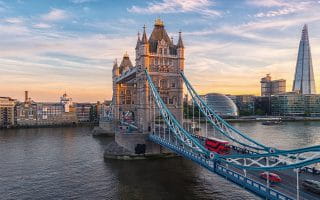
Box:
xmin=104 ymin=19 xmax=320 ymax=200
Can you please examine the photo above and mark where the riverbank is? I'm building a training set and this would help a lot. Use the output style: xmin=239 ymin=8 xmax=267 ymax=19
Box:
xmin=183 ymin=116 xmax=320 ymax=123
xmin=0 ymin=122 xmax=96 ymax=130
xmin=226 ymin=116 xmax=320 ymax=122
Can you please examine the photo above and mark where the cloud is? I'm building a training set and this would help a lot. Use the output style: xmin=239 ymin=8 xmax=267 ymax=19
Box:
xmin=41 ymin=8 xmax=69 ymax=21
xmin=70 ymin=0 xmax=96 ymax=3
xmin=254 ymin=1 xmax=312 ymax=18
xmin=33 ymin=23 xmax=52 ymax=29
xmin=183 ymin=12 xmax=320 ymax=44
xmin=247 ymin=0 xmax=318 ymax=18
xmin=4 ymin=17 xmax=24 ymax=24
xmin=247 ymin=0 xmax=288 ymax=7
xmin=0 ymin=19 xmax=136 ymax=101
xmin=127 ymin=0 xmax=221 ymax=17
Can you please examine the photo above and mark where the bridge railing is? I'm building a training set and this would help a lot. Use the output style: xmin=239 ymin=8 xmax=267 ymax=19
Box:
xmin=215 ymin=165 xmax=294 ymax=200
xmin=149 ymin=134 xmax=294 ymax=200
xmin=145 ymin=70 xmax=210 ymax=156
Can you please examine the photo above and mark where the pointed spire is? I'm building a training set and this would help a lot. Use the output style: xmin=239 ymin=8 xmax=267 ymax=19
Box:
xmin=301 ymin=24 xmax=309 ymax=41
xmin=177 ymin=31 xmax=184 ymax=48
xmin=141 ymin=25 xmax=148 ymax=44
xmin=112 ymin=59 xmax=118 ymax=69
xmin=135 ymin=32 xmax=141 ymax=49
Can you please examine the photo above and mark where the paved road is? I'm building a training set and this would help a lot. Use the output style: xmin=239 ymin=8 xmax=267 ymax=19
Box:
xmin=193 ymin=134 xmax=320 ymax=199
xmin=230 ymin=164 xmax=320 ymax=200
xmin=157 ymin=131 xmax=320 ymax=199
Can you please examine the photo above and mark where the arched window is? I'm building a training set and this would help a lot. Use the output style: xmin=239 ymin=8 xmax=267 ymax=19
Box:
xmin=162 ymin=97 xmax=168 ymax=104
xmin=172 ymin=96 xmax=177 ymax=105
xmin=171 ymin=80 xmax=176 ymax=88
xmin=160 ymin=79 xmax=167 ymax=89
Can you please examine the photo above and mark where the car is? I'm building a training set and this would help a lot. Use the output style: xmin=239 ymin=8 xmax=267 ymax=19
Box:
xmin=302 ymin=179 xmax=320 ymax=194
xmin=260 ymin=172 xmax=282 ymax=183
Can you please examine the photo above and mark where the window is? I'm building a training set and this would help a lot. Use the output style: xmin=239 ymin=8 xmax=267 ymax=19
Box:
xmin=171 ymin=81 xmax=176 ymax=88
xmin=173 ymin=97 xmax=177 ymax=105
xmin=159 ymin=48 xmax=163 ymax=54
xmin=164 ymin=48 xmax=167 ymax=55
xmin=160 ymin=79 xmax=167 ymax=89
xmin=162 ymin=97 xmax=168 ymax=104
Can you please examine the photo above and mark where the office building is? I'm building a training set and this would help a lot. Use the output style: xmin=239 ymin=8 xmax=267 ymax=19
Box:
xmin=203 ymin=93 xmax=238 ymax=117
xmin=260 ymin=74 xmax=286 ymax=96
xmin=292 ymin=24 xmax=316 ymax=94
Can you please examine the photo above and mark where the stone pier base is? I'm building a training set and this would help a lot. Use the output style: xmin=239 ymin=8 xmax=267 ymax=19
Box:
xmin=92 ymin=121 xmax=115 ymax=137
xmin=103 ymin=130 xmax=176 ymax=160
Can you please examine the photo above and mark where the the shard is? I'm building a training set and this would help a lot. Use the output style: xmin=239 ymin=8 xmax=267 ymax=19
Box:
xmin=292 ymin=24 xmax=316 ymax=94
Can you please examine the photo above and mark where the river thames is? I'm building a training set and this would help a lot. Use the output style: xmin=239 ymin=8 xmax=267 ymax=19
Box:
xmin=1 ymin=121 xmax=319 ymax=200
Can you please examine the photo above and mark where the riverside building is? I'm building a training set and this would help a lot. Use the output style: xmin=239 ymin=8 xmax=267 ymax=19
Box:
xmin=271 ymin=92 xmax=320 ymax=116
xmin=16 ymin=92 xmax=77 ymax=127
xmin=202 ymin=93 xmax=238 ymax=117
xmin=260 ymin=74 xmax=286 ymax=97
xmin=0 ymin=97 xmax=16 ymax=128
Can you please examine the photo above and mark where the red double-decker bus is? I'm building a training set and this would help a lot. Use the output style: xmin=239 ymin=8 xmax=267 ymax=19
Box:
xmin=205 ymin=137 xmax=231 ymax=155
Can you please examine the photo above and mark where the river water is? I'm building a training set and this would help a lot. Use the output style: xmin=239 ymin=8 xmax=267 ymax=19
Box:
xmin=0 ymin=121 xmax=319 ymax=200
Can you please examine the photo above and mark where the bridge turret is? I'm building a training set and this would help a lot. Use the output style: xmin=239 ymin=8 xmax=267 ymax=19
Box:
xmin=177 ymin=31 xmax=185 ymax=71
xmin=112 ymin=59 xmax=119 ymax=78
xmin=119 ymin=52 xmax=133 ymax=74
xmin=140 ymin=25 xmax=150 ymax=70
xmin=135 ymin=32 xmax=141 ymax=63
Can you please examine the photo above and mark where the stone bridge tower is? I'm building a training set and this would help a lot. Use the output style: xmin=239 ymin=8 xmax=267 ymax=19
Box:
xmin=135 ymin=19 xmax=184 ymax=133
xmin=111 ymin=19 xmax=184 ymax=155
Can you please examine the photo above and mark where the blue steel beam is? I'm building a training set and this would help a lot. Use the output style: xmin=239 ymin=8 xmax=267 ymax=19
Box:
xmin=145 ymin=70 xmax=211 ymax=156
xmin=146 ymin=70 xmax=320 ymax=171
xmin=180 ymin=71 xmax=273 ymax=152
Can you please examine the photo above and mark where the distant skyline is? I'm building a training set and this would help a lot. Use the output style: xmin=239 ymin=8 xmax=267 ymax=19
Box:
xmin=1 ymin=0 xmax=320 ymax=102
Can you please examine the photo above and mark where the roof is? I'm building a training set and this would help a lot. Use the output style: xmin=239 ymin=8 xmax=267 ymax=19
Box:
xmin=119 ymin=53 xmax=133 ymax=74
xmin=148 ymin=22 xmax=172 ymax=45
xmin=177 ymin=32 xmax=184 ymax=48
xmin=148 ymin=19 xmax=178 ymax=54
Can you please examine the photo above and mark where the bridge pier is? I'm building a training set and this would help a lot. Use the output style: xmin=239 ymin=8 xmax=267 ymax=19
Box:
xmin=92 ymin=121 xmax=115 ymax=137
xmin=104 ymin=129 xmax=175 ymax=160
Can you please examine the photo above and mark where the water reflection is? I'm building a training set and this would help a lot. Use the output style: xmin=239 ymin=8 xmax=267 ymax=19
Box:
xmin=199 ymin=121 xmax=320 ymax=150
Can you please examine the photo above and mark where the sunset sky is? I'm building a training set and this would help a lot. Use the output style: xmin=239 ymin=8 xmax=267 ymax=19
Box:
xmin=1 ymin=0 xmax=320 ymax=102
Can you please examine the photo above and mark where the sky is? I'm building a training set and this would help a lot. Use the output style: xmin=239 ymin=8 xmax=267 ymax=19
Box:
xmin=1 ymin=0 xmax=320 ymax=102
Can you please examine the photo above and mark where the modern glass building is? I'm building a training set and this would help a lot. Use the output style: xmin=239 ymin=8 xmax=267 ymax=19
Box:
xmin=292 ymin=24 xmax=316 ymax=94
xmin=202 ymin=93 xmax=238 ymax=117
xmin=271 ymin=92 xmax=320 ymax=116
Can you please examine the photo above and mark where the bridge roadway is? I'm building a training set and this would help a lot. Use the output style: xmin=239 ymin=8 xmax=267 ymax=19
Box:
xmin=223 ymin=153 xmax=320 ymax=200
xmin=196 ymin=136 xmax=320 ymax=200
xmin=153 ymin=128 xmax=320 ymax=199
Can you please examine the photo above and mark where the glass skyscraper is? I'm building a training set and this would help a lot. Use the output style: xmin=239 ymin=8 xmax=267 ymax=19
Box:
xmin=292 ymin=24 xmax=316 ymax=94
